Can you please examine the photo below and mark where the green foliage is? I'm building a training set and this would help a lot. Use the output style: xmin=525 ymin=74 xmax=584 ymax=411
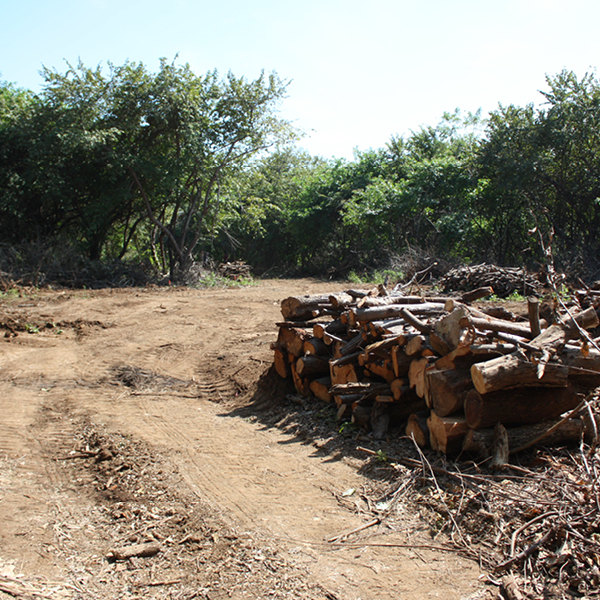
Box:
xmin=3 ymin=66 xmax=600 ymax=284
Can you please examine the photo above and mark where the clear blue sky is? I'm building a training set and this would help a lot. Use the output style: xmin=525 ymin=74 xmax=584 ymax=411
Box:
xmin=2 ymin=0 xmax=599 ymax=160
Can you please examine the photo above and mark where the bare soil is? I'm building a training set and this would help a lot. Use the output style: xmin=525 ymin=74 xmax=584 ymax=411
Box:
xmin=0 ymin=279 xmax=484 ymax=600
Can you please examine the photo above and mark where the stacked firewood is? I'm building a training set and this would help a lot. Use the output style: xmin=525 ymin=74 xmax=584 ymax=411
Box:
xmin=218 ymin=261 xmax=251 ymax=279
xmin=439 ymin=263 xmax=543 ymax=297
xmin=272 ymin=285 xmax=600 ymax=459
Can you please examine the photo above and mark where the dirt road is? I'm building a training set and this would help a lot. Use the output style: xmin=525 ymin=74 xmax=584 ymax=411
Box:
xmin=0 ymin=280 xmax=483 ymax=599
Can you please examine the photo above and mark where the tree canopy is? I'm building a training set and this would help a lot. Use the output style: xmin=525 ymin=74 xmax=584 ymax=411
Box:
xmin=1 ymin=63 xmax=600 ymax=283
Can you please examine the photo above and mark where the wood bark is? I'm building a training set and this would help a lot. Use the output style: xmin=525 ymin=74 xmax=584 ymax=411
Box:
xmin=348 ymin=302 xmax=446 ymax=327
xmin=296 ymin=354 xmax=330 ymax=376
xmin=470 ymin=353 xmax=569 ymax=395
xmin=303 ymin=336 xmax=330 ymax=356
xmin=460 ymin=286 xmax=494 ymax=303
xmin=559 ymin=346 xmax=600 ymax=386
xmin=391 ymin=345 xmax=413 ymax=377
xmin=281 ymin=295 xmax=333 ymax=321
xmin=530 ymin=305 xmax=598 ymax=349
xmin=461 ymin=315 xmax=534 ymax=339
xmin=330 ymin=381 xmax=390 ymax=399
xmin=464 ymin=384 xmax=580 ymax=429
xmin=528 ymin=296 xmax=541 ymax=338
xmin=313 ymin=319 xmax=346 ymax=339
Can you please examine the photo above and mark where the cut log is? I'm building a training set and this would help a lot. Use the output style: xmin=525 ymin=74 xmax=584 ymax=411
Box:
xmin=296 ymin=354 xmax=330 ymax=376
xmin=470 ymin=353 xmax=570 ymax=394
xmin=559 ymin=346 xmax=600 ymax=386
xmin=291 ymin=362 xmax=311 ymax=396
xmin=464 ymin=384 xmax=580 ymax=429
xmin=357 ymin=295 xmax=451 ymax=309
xmin=463 ymin=418 xmax=587 ymax=457
xmin=434 ymin=344 xmax=473 ymax=370
xmin=430 ymin=307 xmax=470 ymax=355
xmin=530 ymin=306 xmax=599 ymax=350
xmin=460 ymin=315 xmax=534 ymax=339
xmin=460 ymin=286 xmax=494 ymax=303
xmin=349 ymin=302 xmax=446 ymax=327
xmin=313 ymin=319 xmax=346 ymax=339
xmin=352 ymin=404 xmax=372 ymax=428
xmin=391 ymin=345 xmax=413 ymax=377
xmin=408 ymin=357 xmax=431 ymax=398
xmin=425 ymin=368 xmax=473 ymax=416
xmin=362 ymin=334 xmax=405 ymax=361
xmin=405 ymin=334 xmax=426 ymax=356
xmin=398 ymin=308 xmax=433 ymax=335
xmin=281 ymin=295 xmax=333 ymax=321
xmin=428 ymin=413 xmax=469 ymax=454
xmin=363 ymin=358 xmax=395 ymax=383
xmin=330 ymin=381 xmax=390 ymax=399
xmin=329 ymin=292 xmax=355 ymax=309
xmin=303 ymin=336 xmax=330 ymax=356
xmin=309 ymin=377 xmax=333 ymax=402
xmin=390 ymin=378 xmax=407 ymax=401
xmin=389 ymin=388 xmax=427 ymax=422
xmin=406 ymin=411 xmax=430 ymax=448
xmin=273 ymin=346 xmax=291 ymax=379
xmin=334 ymin=393 xmax=363 ymax=408
xmin=277 ymin=326 xmax=311 ymax=358
xmin=330 ymin=362 xmax=359 ymax=385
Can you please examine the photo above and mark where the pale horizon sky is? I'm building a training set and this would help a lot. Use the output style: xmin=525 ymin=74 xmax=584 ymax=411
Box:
xmin=2 ymin=0 xmax=599 ymax=160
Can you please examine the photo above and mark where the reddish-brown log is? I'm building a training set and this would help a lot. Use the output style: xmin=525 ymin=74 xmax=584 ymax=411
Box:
xmin=428 ymin=413 xmax=469 ymax=454
xmin=406 ymin=411 xmax=430 ymax=448
xmin=464 ymin=384 xmax=580 ymax=429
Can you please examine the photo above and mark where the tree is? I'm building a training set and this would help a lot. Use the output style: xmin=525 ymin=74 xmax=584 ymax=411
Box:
xmin=476 ymin=70 xmax=600 ymax=270
xmin=37 ymin=59 xmax=294 ymax=276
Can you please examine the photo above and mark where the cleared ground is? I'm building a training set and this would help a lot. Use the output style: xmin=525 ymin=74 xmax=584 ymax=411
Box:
xmin=0 ymin=280 xmax=483 ymax=600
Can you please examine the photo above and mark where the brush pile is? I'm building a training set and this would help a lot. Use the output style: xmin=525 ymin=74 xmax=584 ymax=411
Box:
xmin=272 ymin=282 xmax=600 ymax=460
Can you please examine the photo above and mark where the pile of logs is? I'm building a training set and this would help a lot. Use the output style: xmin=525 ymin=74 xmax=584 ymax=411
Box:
xmin=439 ymin=263 xmax=543 ymax=297
xmin=218 ymin=261 xmax=251 ymax=280
xmin=272 ymin=284 xmax=600 ymax=460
